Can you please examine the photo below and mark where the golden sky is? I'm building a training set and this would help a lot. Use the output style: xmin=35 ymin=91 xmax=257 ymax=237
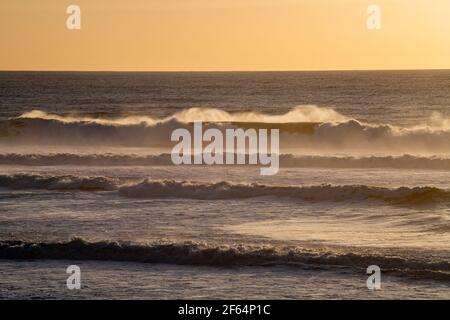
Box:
xmin=1 ymin=0 xmax=449 ymax=71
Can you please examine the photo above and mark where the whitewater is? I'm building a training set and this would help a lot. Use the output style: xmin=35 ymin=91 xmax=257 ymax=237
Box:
xmin=1 ymin=105 xmax=450 ymax=154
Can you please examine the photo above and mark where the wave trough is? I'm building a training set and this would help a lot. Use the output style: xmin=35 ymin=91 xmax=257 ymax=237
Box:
xmin=1 ymin=153 xmax=449 ymax=170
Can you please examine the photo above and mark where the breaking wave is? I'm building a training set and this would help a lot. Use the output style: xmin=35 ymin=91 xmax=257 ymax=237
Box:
xmin=280 ymin=154 xmax=450 ymax=170
xmin=18 ymin=105 xmax=348 ymax=124
xmin=0 ymin=238 xmax=448 ymax=282
xmin=0 ymin=174 xmax=449 ymax=205
xmin=0 ymin=106 xmax=449 ymax=153
xmin=1 ymin=153 xmax=450 ymax=170
xmin=119 ymin=179 xmax=450 ymax=204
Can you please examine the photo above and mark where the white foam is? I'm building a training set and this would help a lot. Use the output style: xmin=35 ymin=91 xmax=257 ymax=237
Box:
xmin=1 ymin=106 xmax=449 ymax=153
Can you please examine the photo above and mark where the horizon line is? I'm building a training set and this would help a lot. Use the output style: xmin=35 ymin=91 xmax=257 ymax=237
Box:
xmin=1 ymin=68 xmax=450 ymax=73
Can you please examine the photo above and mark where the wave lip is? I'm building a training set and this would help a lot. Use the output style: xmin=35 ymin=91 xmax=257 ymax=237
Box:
xmin=0 ymin=238 xmax=448 ymax=282
xmin=0 ymin=105 xmax=344 ymax=148
xmin=18 ymin=105 xmax=349 ymax=124
xmin=119 ymin=179 xmax=450 ymax=205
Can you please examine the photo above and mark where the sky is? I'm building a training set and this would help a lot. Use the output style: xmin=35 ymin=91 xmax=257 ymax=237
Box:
xmin=1 ymin=0 xmax=449 ymax=71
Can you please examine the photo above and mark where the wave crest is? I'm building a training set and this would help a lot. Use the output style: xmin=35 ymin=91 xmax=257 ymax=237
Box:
xmin=1 ymin=106 xmax=449 ymax=153
xmin=19 ymin=105 xmax=348 ymax=124
xmin=119 ymin=179 xmax=450 ymax=204
xmin=1 ymin=238 xmax=448 ymax=281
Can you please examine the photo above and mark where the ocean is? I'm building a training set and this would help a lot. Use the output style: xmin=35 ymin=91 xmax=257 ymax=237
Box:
xmin=0 ymin=71 xmax=449 ymax=299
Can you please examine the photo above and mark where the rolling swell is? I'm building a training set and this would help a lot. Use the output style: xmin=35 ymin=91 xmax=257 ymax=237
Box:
xmin=119 ymin=179 xmax=450 ymax=205
xmin=0 ymin=238 xmax=448 ymax=282
xmin=0 ymin=153 xmax=450 ymax=170
xmin=0 ymin=174 xmax=117 ymax=191
xmin=0 ymin=174 xmax=449 ymax=205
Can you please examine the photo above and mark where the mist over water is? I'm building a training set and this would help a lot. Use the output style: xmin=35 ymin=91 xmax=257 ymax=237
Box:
xmin=1 ymin=105 xmax=449 ymax=154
